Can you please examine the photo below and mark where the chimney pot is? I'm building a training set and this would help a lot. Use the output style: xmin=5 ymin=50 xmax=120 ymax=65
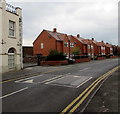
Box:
xmin=92 ymin=38 xmax=94 ymax=40
xmin=77 ymin=34 xmax=80 ymax=38
xmin=53 ymin=28 xmax=57 ymax=32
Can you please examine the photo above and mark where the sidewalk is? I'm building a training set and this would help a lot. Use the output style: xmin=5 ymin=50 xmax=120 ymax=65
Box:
xmin=83 ymin=69 xmax=119 ymax=112
xmin=2 ymin=64 xmax=69 ymax=81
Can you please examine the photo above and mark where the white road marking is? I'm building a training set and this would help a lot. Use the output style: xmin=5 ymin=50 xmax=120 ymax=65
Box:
xmin=45 ymin=77 xmax=65 ymax=84
xmin=47 ymin=83 xmax=75 ymax=88
xmin=40 ymin=75 xmax=63 ymax=83
xmin=26 ymin=67 xmax=33 ymax=70
xmin=0 ymin=87 xmax=28 ymax=99
xmin=22 ymin=79 xmax=34 ymax=83
xmin=15 ymin=75 xmax=43 ymax=83
xmin=79 ymin=68 xmax=89 ymax=71
xmin=76 ymin=77 xmax=93 ymax=88
xmin=73 ymin=76 xmax=81 ymax=78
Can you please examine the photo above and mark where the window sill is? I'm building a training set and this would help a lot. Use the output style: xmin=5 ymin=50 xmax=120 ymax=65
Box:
xmin=8 ymin=36 xmax=16 ymax=39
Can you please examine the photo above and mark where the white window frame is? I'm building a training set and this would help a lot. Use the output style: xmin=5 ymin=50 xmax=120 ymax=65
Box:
xmin=41 ymin=43 xmax=44 ymax=49
xmin=91 ymin=45 xmax=93 ymax=49
xmin=110 ymin=48 xmax=113 ymax=50
xmin=9 ymin=20 xmax=16 ymax=37
xmin=88 ymin=45 xmax=90 ymax=49
xmin=64 ymin=42 xmax=68 ymax=47
xmin=70 ymin=43 xmax=74 ymax=47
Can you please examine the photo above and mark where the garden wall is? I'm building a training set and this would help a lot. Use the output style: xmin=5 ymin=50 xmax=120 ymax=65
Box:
xmin=40 ymin=60 xmax=68 ymax=66
xmin=97 ymin=57 xmax=106 ymax=60
xmin=75 ymin=58 xmax=91 ymax=63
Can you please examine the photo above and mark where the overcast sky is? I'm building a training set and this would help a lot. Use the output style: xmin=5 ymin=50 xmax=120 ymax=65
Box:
xmin=7 ymin=0 xmax=119 ymax=46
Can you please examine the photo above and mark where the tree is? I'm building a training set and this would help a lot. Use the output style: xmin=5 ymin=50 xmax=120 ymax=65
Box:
xmin=46 ymin=50 xmax=66 ymax=61
xmin=72 ymin=47 xmax=81 ymax=56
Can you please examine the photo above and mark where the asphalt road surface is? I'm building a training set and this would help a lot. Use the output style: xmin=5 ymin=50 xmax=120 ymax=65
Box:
xmin=1 ymin=58 xmax=119 ymax=112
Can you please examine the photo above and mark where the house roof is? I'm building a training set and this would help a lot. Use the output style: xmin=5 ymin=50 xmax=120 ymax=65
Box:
xmin=69 ymin=35 xmax=87 ymax=44
xmin=91 ymin=40 xmax=102 ymax=46
xmin=97 ymin=41 xmax=106 ymax=47
xmin=105 ymin=43 xmax=112 ymax=48
xmin=45 ymin=30 xmax=67 ymax=41
xmin=97 ymin=41 xmax=112 ymax=48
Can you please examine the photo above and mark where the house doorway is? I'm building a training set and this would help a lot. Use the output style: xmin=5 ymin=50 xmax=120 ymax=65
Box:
xmin=8 ymin=48 xmax=16 ymax=70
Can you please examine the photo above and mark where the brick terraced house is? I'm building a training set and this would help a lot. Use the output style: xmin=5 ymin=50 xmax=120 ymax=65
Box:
xmin=33 ymin=28 xmax=75 ymax=58
xmin=33 ymin=28 xmax=119 ymax=59
xmin=68 ymin=35 xmax=88 ymax=57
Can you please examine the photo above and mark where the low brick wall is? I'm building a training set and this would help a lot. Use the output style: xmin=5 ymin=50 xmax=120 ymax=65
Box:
xmin=97 ymin=57 xmax=106 ymax=60
xmin=40 ymin=60 xmax=68 ymax=66
xmin=75 ymin=58 xmax=91 ymax=63
xmin=110 ymin=56 xmax=118 ymax=59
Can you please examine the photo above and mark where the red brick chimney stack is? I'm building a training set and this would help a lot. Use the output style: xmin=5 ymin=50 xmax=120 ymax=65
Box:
xmin=77 ymin=34 xmax=80 ymax=38
xmin=53 ymin=28 xmax=57 ymax=32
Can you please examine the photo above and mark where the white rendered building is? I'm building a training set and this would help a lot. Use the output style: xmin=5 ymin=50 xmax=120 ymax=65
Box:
xmin=0 ymin=0 xmax=23 ymax=74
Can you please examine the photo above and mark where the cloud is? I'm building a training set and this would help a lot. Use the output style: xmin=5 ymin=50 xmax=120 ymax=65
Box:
xmin=6 ymin=0 xmax=118 ymax=46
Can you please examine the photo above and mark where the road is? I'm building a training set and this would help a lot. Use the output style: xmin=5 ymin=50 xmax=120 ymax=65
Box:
xmin=1 ymin=58 xmax=119 ymax=112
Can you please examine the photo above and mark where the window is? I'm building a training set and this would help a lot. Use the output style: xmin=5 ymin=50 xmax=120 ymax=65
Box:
xmin=88 ymin=45 xmax=90 ymax=49
xmin=9 ymin=20 xmax=15 ymax=37
xmin=8 ymin=48 xmax=16 ymax=69
xmin=64 ymin=42 xmax=68 ymax=47
xmin=110 ymin=48 xmax=113 ymax=50
xmin=70 ymin=43 xmax=74 ymax=47
xmin=41 ymin=43 xmax=44 ymax=49
xmin=101 ymin=47 xmax=105 ymax=50
xmin=91 ymin=45 xmax=93 ymax=49
xmin=88 ymin=53 xmax=90 ymax=56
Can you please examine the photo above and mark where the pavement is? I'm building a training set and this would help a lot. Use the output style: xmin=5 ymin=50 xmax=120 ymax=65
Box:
xmin=1 ymin=58 xmax=120 ymax=113
xmin=82 ymin=69 xmax=119 ymax=112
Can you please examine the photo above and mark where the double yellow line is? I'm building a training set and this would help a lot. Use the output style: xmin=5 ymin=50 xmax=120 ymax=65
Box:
xmin=61 ymin=65 xmax=120 ymax=113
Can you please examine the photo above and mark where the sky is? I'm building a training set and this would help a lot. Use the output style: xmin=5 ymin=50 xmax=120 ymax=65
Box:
xmin=6 ymin=0 xmax=119 ymax=46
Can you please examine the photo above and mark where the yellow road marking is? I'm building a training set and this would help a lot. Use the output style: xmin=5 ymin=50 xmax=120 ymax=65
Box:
xmin=61 ymin=65 xmax=120 ymax=113
xmin=0 ymin=66 xmax=71 ymax=84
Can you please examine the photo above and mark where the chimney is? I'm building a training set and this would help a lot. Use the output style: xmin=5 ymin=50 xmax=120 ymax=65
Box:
xmin=77 ymin=34 xmax=80 ymax=38
xmin=92 ymin=38 xmax=94 ymax=41
xmin=101 ymin=40 xmax=104 ymax=43
xmin=53 ymin=28 xmax=57 ymax=32
xmin=106 ymin=42 xmax=109 ymax=44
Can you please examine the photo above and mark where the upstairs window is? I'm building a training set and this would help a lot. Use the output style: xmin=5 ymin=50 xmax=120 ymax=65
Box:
xmin=41 ymin=43 xmax=44 ymax=49
xmin=87 ymin=45 xmax=90 ymax=49
xmin=9 ymin=20 xmax=15 ymax=37
xmin=91 ymin=45 xmax=93 ymax=49
xmin=64 ymin=42 xmax=68 ymax=47
xmin=70 ymin=43 xmax=74 ymax=47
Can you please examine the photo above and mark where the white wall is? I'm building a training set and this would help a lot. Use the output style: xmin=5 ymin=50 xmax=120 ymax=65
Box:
xmin=0 ymin=0 xmax=23 ymax=74
xmin=0 ymin=1 xmax=3 ymax=75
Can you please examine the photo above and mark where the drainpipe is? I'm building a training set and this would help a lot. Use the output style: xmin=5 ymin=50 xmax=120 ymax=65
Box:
xmin=68 ymin=40 xmax=70 ymax=59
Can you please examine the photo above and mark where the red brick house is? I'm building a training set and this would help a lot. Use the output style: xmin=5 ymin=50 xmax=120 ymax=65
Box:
xmin=105 ymin=43 xmax=113 ymax=56
xmin=33 ymin=28 xmax=75 ymax=58
xmin=98 ymin=41 xmax=113 ymax=56
xmin=33 ymin=28 xmax=117 ymax=61
xmin=68 ymin=34 xmax=88 ymax=56
xmin=80 ymin=39 xmax=94 ymax=58
xmin=91 ymin=38 xmax=101 ymax=56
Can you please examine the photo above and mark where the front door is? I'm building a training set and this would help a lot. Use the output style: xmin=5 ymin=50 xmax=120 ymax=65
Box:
xmin=8 ymin=48 xmax=16 ymax=70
